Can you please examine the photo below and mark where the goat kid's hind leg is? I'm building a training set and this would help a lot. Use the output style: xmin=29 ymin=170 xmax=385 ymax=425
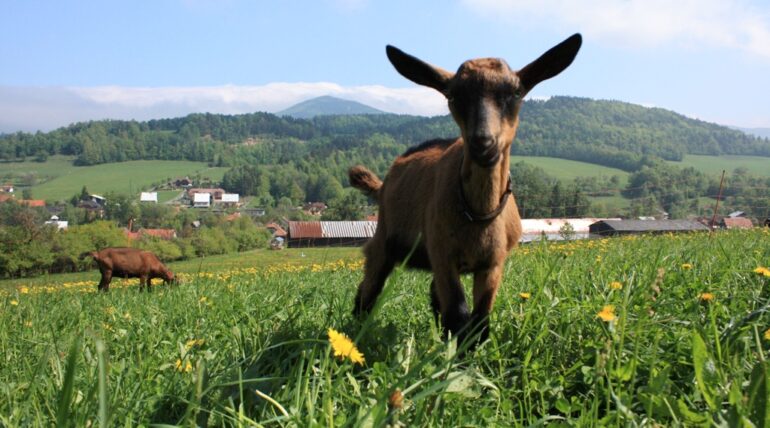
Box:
xmin=353 ymin=253 xmax=395 ymax=317
xmin=470 ymin=265 xmax=504 ymax=345
xmin=430 ymin=280 xmax=441 ymax=326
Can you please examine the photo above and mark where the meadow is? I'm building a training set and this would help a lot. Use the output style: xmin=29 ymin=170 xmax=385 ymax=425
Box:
xmin=510 ymin=156 xmax=629 ymax=183
xmin=668 ymin=155 xmax=770 ymax=178
xmin=1 ymin=156 xmax=228 ymax=202
xmin=2 ymin=230 xmax=769 ymax=426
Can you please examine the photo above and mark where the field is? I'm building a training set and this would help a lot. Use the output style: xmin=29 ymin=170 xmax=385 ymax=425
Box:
xmin=511 ymin=156 xmax=630 ymax=183
xmin=1 ymin=156 xmax=228 ymax=202
xmin=668 ymin=155 xmax=770 ymax=178
xmin=2 ymin=230 xmax=770 ymax=426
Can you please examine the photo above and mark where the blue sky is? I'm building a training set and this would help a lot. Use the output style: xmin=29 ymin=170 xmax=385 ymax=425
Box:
xmin=1 ymin=0 xmax=769 ymax=132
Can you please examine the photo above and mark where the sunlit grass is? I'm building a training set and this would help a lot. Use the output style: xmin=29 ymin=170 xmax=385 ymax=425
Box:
xmin=1 ymin=229 xmax=769 ymax=426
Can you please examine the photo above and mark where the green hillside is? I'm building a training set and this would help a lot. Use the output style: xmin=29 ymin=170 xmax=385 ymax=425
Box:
xmin=11 ymin=159 xmax=228 ymax=201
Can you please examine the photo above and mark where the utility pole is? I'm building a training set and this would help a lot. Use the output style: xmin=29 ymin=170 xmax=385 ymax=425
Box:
xmin=709 ymin=170 xmax=726 ymax=231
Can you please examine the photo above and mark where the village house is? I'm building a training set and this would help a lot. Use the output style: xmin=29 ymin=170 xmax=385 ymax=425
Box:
xmin=19 ymin=199 xmax=46 ymax=208
xmin=193 ymin=193 xmax=211 ymax=208
xmin=44 ymin=215 xmax=68 ymax=230
xmin=140 ymin=192 xmax=158 ymax=203
xmin=520 ymin=218 xmax=619 ymax=243
xmin=188 ymin=188 xmax=225 ymax=201
xmin=287 ymin=220 xmax=377 ymax=247
xmin=217 ymin=193 xmax=240 ymax=208
xmin=720 ymin=217 xmax=754 ymax=229
xmin=1 ymin=183 xmax=14 ymax=193
xmin=265 ymin=222 xmax=287 ymax=238
xmin=174 ymin=177 xmax=193 ymax=188
xmin=303 ymin=202 xmax=328 ymax=216
xmin=589 ymin=219 xmax=709 ymax=236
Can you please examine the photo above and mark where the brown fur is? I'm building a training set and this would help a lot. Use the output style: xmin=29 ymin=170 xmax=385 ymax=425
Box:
xmin=349 ymin=34 xmax=582 ymax=345
xmin=82 ymin=247 xmax=175 ymax=292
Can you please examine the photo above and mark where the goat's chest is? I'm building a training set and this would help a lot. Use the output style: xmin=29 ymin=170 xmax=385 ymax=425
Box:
xmin=448 ymin=221 xmax=512 ymax=273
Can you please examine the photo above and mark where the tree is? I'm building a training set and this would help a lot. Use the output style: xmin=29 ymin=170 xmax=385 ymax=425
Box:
xmin=322 ymin=190 xmax=367 ymax=221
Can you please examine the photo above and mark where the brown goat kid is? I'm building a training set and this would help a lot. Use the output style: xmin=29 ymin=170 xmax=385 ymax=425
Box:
xmin=82 ymin=247 xmax=175 ymax=292
xmin=349 ymin=34 xmax=582 ymax=344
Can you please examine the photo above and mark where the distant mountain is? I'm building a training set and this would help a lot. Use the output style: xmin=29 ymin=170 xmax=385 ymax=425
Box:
xmin=277 ymin=96 xmax=387 ymax=119
xmin=735 ymin=127 xmax=770 ymax=139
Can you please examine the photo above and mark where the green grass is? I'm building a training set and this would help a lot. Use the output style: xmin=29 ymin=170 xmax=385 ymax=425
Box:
xmin=157 ymin=190 xmax=183 ymax=204
xmin=2 ymin=230 xmax=770 ymax=426
xmin=668 ymin=154 xmax=770 ymax=178
xmin=1 ymin=157 xmax=229 ymax=202
xmin=511 ymin=156 xmax=630 ymax=183
xmin=588 ymin=193 xmax=631 ymax=212
xmin=0 ymin=155 xmax=77 ymax=180
xmin=0 ymin=247 xmax=360 ymax=289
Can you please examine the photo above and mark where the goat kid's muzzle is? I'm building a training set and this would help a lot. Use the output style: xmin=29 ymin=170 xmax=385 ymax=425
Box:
xmin=467 ymin=136 xmax=501 ymax=167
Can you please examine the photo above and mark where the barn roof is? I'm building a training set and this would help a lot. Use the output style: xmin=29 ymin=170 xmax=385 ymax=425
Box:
xmin=220 ymin=193 xmax=240 ymax=203
xmin=288 ymin=221 xmax=378 ymax=239
xmin=722 ymin=217 xmax=753 ymax=229
xmin=591 ymin=219 xmax=709 ymax=233
xmin=193 ymin=193 xmax=210 ymax=203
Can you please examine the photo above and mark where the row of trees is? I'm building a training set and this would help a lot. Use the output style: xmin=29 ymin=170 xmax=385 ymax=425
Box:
xmin=0 ymin=202 xmax=271 ymax=278
xmin=2 ymin=97 xmax=768 ymax=169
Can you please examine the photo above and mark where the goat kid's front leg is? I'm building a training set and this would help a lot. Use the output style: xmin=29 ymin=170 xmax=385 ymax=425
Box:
xmin=433 ymin=270 xmax=472 ymax=344
xmin=353 ymin=253 xmax=395 ymax=317
xmin=98 ymin=270 xmax=112 ymax=292
xmin=470 ymin=265 xmax=504 ymax=345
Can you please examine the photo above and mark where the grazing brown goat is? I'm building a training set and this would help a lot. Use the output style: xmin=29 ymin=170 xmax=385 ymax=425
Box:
xmin=349 ymin=34 xmax=582 ymax=344
xmin=81 ymin=247 xmax=175 ymax=292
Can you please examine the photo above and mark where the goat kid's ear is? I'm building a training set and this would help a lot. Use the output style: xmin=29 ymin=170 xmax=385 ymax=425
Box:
xmin=386 ymin=45 xmax=454 ymax=95
xmin=518 ymin=33 xmax=582 ymax=93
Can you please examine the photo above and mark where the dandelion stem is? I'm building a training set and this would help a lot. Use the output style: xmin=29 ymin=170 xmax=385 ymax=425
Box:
xmin=255 ymin=389 xmax=289 ymax=418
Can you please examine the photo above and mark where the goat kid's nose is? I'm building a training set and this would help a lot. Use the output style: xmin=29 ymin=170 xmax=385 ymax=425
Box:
xmin=468 ymin=135 xmax=495 ymax=149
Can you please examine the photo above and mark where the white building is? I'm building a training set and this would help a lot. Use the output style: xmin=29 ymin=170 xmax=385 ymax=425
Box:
xmin=193 ymin=192 xmax=211 ymax=208
xmin=44 ymin=215 xmax=68 ymax=231
xmin=140 ymin=192 xmax=158 ymax=203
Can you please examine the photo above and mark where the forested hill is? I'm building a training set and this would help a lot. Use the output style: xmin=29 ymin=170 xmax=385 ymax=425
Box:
xmin=1 ymin=96 xmax=768 ymax=172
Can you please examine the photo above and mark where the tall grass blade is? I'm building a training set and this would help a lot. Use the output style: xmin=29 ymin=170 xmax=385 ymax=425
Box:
xmin=95 ymin=338 xmax=109 ymax=427
xmin=55 ymin=336 xmax=81 ymax=427
xmin=691 ymin=331 xmax=717 ymax=410
xmin=748 ymin=361 xmax=769 ymax=428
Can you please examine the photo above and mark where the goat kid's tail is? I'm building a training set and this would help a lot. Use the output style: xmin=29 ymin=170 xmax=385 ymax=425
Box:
xmin=348 ymin=166 xmax=383 ymax=202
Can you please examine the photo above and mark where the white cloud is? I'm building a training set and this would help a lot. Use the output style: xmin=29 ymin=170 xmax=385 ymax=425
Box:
xmin=464 ymin=0 xmax=770 ymax=59
xmin=0 ymin=84 xmax=448 ymax=133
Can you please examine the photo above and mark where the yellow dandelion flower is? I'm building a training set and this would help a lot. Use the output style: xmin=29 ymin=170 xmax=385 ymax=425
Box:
xmin=175 ymin=358 xmax=193 ymax=373
xmin=519 ymin=292 xmax=531 ymax=300
xmin=185 ymin=338 xmax=205 ymax=349
xmin=698 ymin=292 xmax=715 ymax=302
xmin=597 ymin=305 xmax=616 ymax=322
xmin=19 ymin=286 xmax=29 ymax=294
xmin=681 ymin=263 xmax=693 ymax=270
xmin=609 ymin=281 xmax=623 ymax=290
xmin=199 ymin=296 xmax=209 ymax=304
xmin=764 ymin=328 xmax=770 ymax=341
xmin=328 ymin=328 xmax=365 ymax=365
xmin=10 ymin=300 xmax=18 ymax=306
xmin=754 ymin=267 xmax=770 ymax=277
